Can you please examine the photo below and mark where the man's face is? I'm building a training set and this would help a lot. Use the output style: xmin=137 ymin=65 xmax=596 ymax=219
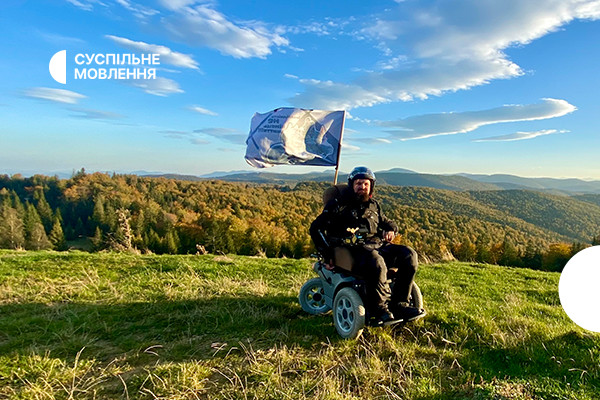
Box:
xmin=352 ymin=178 xmax=371 ymax=201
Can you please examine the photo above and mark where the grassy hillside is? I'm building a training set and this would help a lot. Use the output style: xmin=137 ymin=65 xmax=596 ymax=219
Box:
xmin=1 ymin=251 xmax=598 ymax=399
xmin=377 ymin=185 xmax=600 ymax=244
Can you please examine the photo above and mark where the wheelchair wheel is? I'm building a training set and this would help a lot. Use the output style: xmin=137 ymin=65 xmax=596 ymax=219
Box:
xmin=299 ymin=278 xmax=331 ymax=315
xmin=333 ymin=287 xmax=366 ymax=339
xmin=409 ymin=282 xmax=424 ymax=310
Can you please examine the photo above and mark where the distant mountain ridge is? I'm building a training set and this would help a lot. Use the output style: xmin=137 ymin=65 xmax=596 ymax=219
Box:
xmin=458 ymin=173 xmax=600 ymax=194
xmin=152 ymin=169 xmax=600 ymax=194
xmin=6 ymin=167 xmax=599 ymax=194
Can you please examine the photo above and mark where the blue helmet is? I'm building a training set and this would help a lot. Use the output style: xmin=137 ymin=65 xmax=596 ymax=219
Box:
xmin=348 ymin=166 xmax=376 ymax=192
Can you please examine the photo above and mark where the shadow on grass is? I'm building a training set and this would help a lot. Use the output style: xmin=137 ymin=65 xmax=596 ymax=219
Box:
xmin=3 ymin=296 xmax=598 ymax=399
xmin=0 ymin=294 xmax=336 ymax=364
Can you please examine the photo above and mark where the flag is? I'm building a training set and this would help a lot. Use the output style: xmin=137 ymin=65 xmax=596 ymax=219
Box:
xmin=245 ymin=108 xmax=345 ymax=168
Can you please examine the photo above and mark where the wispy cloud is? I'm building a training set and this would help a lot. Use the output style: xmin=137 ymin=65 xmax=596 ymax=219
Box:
xmin=375 ymin=138 xmax=392 ymax=144
xmin=379 ymin=98 xmax=576 ymax=140
xmin=24 ymin=87 xmax=86 ymax=104
xmin=289 ymin=0 xmax=600 ymax=110
xmin=129 ymin=77 xmax=184 ymax=96
xmin=341 ymin=142 xmax=361 ymax=152
xmin=161 ymin=4 xmax=290 ymax=59
xmin=159 ymin=130 xmax=189 ymax=137
xmin=157 ymin=0 xmax=196 ymax=11
xmin=65 ymin=0 xmax=97 ymax=11
xmin=114 ymin=0 xmax=158 ymax=18
xmin=473 ymin=129 xmax=566 ymax=142
xmin=352 ymin=136 xmax=393 ymax=145
xmin=69 ymin=1 xmax=292 ymax=59
xmin=188 ymin=105 xmax=218 ymax=116
xmin=106 ymin=35 xmax=200 ymax=69
xmin=37 ymin=30 xmax=87 ymax=46
xmin=191 ymin=138 xmax=210 ymax=145
xmin=66 ymin=0 xmax=156 ymax=17
xmin=289 ymin=77 xmax=389 ymax=110
xmin=194 ymin=127 xmax=246 ymax=144
xmin=69 ymin=108 xmax=124 ymax=120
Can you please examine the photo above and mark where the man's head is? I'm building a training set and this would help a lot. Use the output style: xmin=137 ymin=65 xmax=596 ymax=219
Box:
xmin=348 ymin=166 xmax=376 ymax=201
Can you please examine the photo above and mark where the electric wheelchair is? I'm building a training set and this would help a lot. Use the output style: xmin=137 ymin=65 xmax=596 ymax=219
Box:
xmin=299 ymin=184 xmax=425 ymax=339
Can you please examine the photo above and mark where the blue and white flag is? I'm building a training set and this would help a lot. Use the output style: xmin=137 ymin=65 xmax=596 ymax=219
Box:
xmin=245 ymin=108 xmax=345 ymax=168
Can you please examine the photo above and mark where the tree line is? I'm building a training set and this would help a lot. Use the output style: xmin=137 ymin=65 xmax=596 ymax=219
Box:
xmin=1 ymin=170 xmax=598 ymax=271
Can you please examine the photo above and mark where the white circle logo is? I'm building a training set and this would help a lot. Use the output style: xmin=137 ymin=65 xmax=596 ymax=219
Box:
xmin=49 ymin=50 xmax=67 ymax=84
xmin=558 ymin=246 xmax=600 ymax=333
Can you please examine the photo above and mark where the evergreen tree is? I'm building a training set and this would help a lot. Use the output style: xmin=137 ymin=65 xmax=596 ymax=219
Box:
xmin=49 ymin=217 xmax=67 ymax=250
xmin=24 ymin=203 xmax=52 ymax=250
xmin=27 ymin=223 xmax=52 ymax=250
xmin=34 ymin=190 xmax=53 ymax=232
xmin=92 ymin=195 xmax=106 ymax=228
xmin=9 ymin=191 xmax=25 ymax=218
xmin=91 ymin=226 xmax=104 ymax=250
xmin=164 ymin=230 xmax=180 ymax=254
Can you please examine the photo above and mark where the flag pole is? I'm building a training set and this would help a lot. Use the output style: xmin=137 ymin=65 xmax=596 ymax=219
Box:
xmin=333 ymin=110 xmax=346 ymax=185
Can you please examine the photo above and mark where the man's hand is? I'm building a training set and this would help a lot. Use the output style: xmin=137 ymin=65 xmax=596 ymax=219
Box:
xmin=324 ymin=260 xmax=335 ymax=270
xmin=383 ymin=231 xmax=395 ymax=242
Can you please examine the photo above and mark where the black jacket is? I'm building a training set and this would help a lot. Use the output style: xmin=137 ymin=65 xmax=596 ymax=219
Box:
xmin=310 ymin=188 xmax=397 ymax=259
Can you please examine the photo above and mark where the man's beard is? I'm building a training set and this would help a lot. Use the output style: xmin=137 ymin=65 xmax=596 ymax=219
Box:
xmin=355 ymin=191 xmax=370 ymax=202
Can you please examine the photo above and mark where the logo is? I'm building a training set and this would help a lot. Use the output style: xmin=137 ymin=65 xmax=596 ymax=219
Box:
xmin=49 ymin=50 xmax=67 ymax=84
xmin=48 ymin=51 xmax=160 ymax=83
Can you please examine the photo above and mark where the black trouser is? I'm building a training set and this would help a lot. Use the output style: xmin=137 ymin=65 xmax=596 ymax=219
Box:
xmin=350 ymin=244 xmax=418 ymax=311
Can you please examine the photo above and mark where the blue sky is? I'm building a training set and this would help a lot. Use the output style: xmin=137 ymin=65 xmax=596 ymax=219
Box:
xmin=1 ymin=0 xmax=599 ymax=179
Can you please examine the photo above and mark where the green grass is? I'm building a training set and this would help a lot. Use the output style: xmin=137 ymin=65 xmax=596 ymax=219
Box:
xmin=0 ymin=250 xmax=598 ymax=399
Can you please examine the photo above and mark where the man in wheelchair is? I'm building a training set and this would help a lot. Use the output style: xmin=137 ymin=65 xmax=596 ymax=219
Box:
xmin=310 ymin=166 xmax=425 ymax=324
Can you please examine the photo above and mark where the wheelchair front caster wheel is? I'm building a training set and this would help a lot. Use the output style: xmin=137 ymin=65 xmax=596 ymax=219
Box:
xmin=299 ymin=278 xmax=331 ymax=315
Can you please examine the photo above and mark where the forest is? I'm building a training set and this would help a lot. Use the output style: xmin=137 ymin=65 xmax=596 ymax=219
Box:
xmin=1 ymin=170 xmax=599 ymax=271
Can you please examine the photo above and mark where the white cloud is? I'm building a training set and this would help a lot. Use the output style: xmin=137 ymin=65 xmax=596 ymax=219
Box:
xmin=473 ymin=129 xmax=565 ymax=142
xmin=375 ymin=138 xmax=392 ymax=144
xmin=129 ymin=77 xmax=184 ymax=96
xmin=380 ymin=98 xmax=576 ymax=140
xmin=37 ymin=30 xmax=87 ymax=46
xmin=65 ymin=0 xmax=96 ymax=11
xmin=106 ymin=35 xmax=199 ymax=69
xmin=69 ymin=108 xmax=124 ymax=120
xmin=188 ymin=105 xmax=218 ymax=116
xmin=159 ymin=130 xmax=190 ymax=138
xmin=161 ymin=4 xmax=290 ymax=58
xmin=114 ymin=0 xmax=158 ymax=18
xmin=191 ymin=138 xmax=210 ymax=145
xmin=24 ymin=87 xmax=86 ymax=104
xmin=157 ymin=0 xmax=198 ymax=11
xmin=341 ymin=142 xmax=361 ymax=152
xmin=194 ymin=127 xmax=246 ymax=144
xmin=292 ymin=78 xmax=390 ymax=110
xmin=290 ymin=0 xmax=600 ymax=110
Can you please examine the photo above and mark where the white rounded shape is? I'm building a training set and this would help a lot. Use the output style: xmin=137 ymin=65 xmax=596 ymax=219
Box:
xmin=49 ymin=50 xmax=67 ymax=84
xmin=558 ymin=246 xmax=600 ymax=333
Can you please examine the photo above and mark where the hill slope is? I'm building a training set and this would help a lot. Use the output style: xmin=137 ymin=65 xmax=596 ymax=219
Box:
xmin=0 ymin=251 xmax=598 ymax=399
xmin=376 ymin=186 xmax=600 ymax=244
xmin=2 ymin=174 xmax=598 ymax=269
